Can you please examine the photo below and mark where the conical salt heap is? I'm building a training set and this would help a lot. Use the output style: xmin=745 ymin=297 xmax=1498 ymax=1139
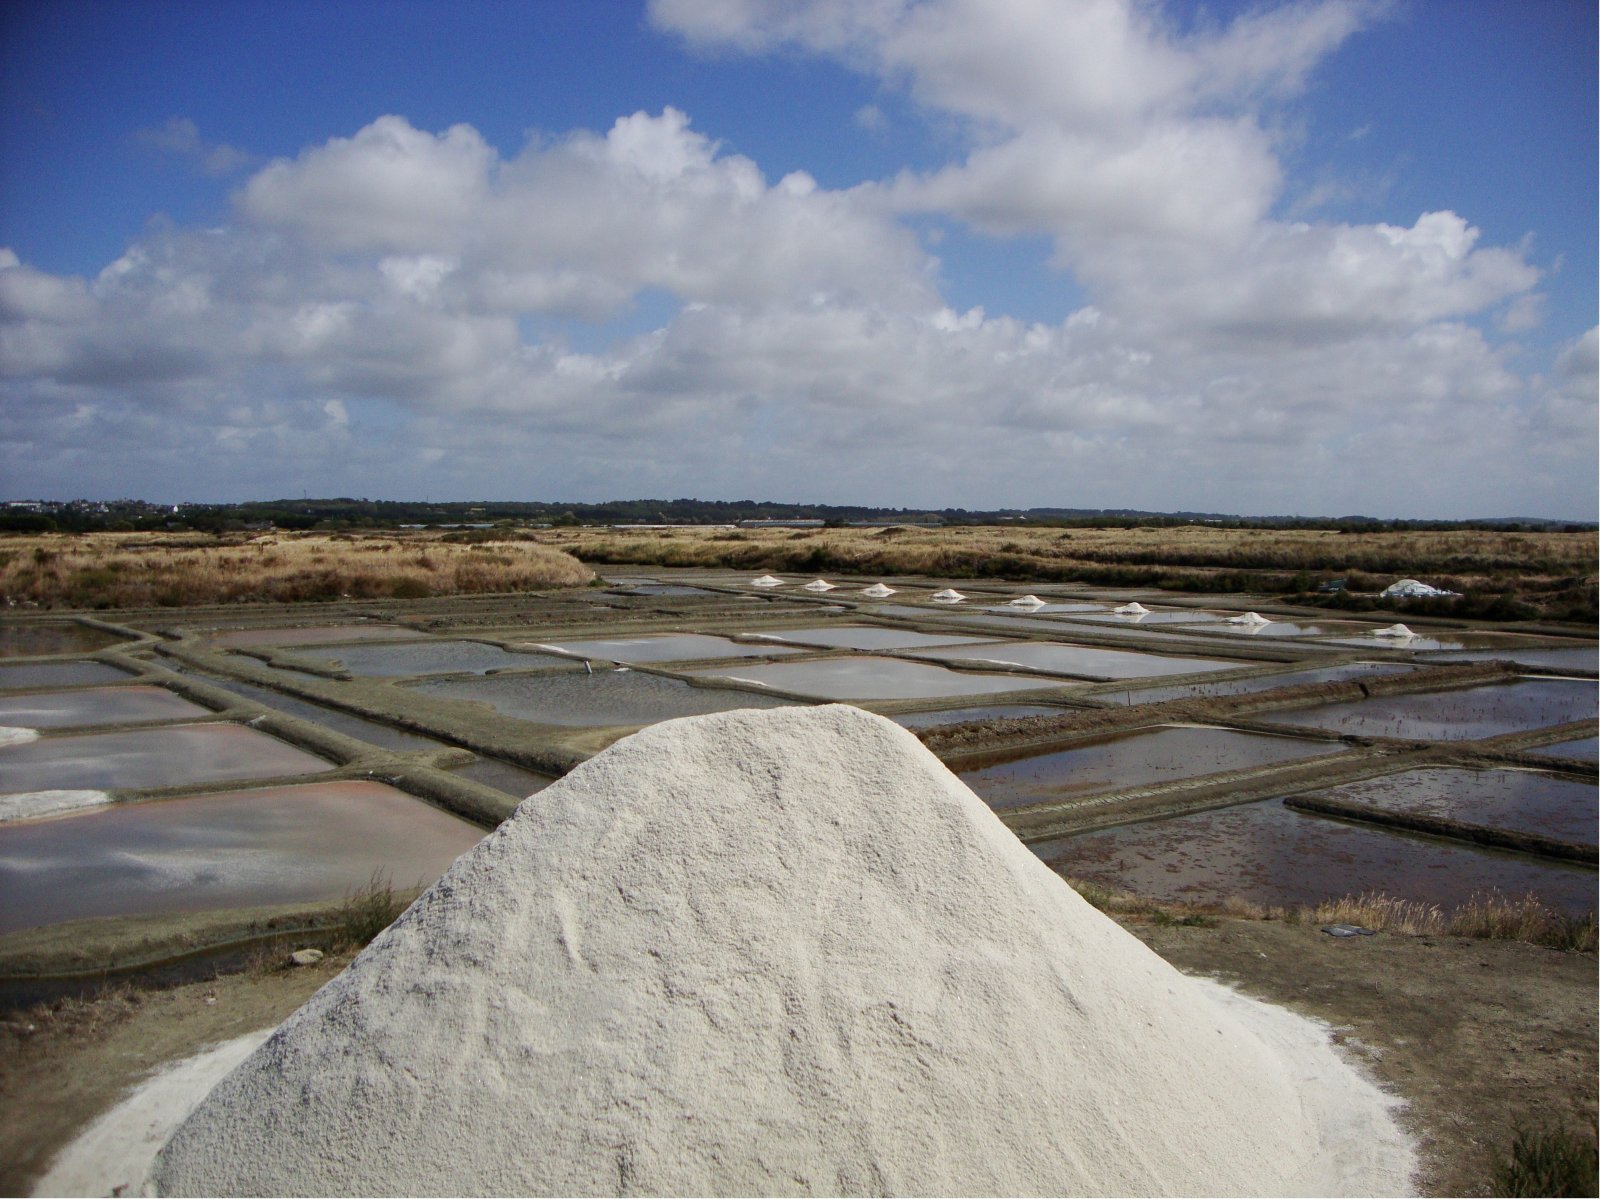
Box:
xmin=155 ymin=706 xmax=1410 ymax=1197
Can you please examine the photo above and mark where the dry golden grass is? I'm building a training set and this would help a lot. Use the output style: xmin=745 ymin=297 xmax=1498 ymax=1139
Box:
xmin=0 ymin=531 xmax=593 ymax=609
xmin=1065 ymin=876 xmax=1595 ymax=952
xmin=554 ymin=524 xmax=1597 ymax=619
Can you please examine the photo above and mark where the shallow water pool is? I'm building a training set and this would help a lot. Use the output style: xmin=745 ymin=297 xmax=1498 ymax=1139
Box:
xmin=532 ymin=633 xmax=808 ymax=663
xmin=1032 ymin=799 xmax=1596 ymax=915
xmin=686 ymin=656 xmax=1068 ymax=701
xmin=1264 ymin=678 xmax=1597 ymax=740
xmin=411 ymin=670 xmax=800 ymax=727
xmin=289 ymin=640 xmax=569 ymax=678
xmin=0 ymin=780 xmax=483 ymax=935
xmin=750 ymin=626 xmax=995 ymax=652
xmin=958 ymin=725 xmax=1346 ymax=810
xmin=0 ymin=624 xmax=124 ymax=657
xmin=0 ymin=661 xmax=134 ymax=690
xmin=892 ymin=704 xmax=1072 ymax=729
xmin=0 ymin=685 xmax=212 ymax=729
xmin=915 ymin=640 xmax=1245 ymax=680
xmin=0 ymin=723 xmax=332 ymax=794
xmin=1105 ymin=662 xmax=1416 ymax=705
xmin=1303 ymin=767 xmax=1596 ymax=848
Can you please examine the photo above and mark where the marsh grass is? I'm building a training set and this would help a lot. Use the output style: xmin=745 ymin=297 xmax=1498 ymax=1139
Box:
xmin=558 ymin=525 xmax=1595 ymax=619
xmin=1491 ymin=1123 xmax=1600 ymax=1197
xmin=0 ymin=531 xmax=593 ymax=608
xmin=1063 ymin=878 xmax=1597 ymax=952
xmin=332 ymin=870 xmax=409 ymax=951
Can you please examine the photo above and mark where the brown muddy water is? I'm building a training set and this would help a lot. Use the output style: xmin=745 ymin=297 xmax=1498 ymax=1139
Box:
xmin=1033 ymin=798 xmax=1598 ymax=915
xmin=0 ymin=723 xmax=331 ymax=794
xmin=0 ymin=661 xmax=134 ymax=690
xmin=914 ymin=640 xmax=1246 ymax=680
xmin=685 ymin=656 xmax=1071 ymax=700
xmin=1303 ymin=767 xmax=1597 ymax=848
xmin=0 ymin=686 xmax=213 ymax=729
xmin=1263 ymin=677 xmax=1596 ymax=740
xmin=0 ymin=780 xmax=483 ymax=935
xmin=286 ymin=639 xmax=570 ymax=677
xmin=529 ymin=633 xmax=809 ymax=662
xmin=0 ymin=624 xmax=125 ymax=657
xmin=958 ymin=725 xmax=1347 ymax=810
xmin=410 ymin=669 xmax=800 ymax=727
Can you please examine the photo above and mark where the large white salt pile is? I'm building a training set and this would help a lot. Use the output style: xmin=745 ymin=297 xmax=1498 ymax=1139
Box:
xmin=154 ymin=706 xmax=1411 ymax=1198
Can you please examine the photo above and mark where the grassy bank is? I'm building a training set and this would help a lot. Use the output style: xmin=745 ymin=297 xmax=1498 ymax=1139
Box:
xmin=0 ymin=531 xmax=594 ymax=609
xmin=555 ymin=525 xmax=1597 ymax=621
xmin=1064 ymin=879 xmax=1598 ymax=953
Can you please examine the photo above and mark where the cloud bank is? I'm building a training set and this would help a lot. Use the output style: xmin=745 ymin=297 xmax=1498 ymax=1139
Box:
xmin=2 ymin=0 xmax=1593 ymax=517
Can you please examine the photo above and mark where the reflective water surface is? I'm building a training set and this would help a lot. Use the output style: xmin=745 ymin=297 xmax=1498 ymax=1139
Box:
xmin=0 ymin=661 xmax=134 ymax=690
xmin=687 ymin=656 xmax=1068 ymax=700
xmin=0 ymin=624 xmax=124 ymax=657
xmin=1305 ymin=767 xmax=1596 ymax=847
xmin=959 ymin=725 xmax=1346 ymax=809
xmin=751 ymin=626 xmax=995 ymax=651
xmin=915 ymin=640 xmax=1245 ymax=680
xmin=0 ymin=685 xmax=212 ymax=729
xmin=1264 ymin=678 xmax=1597 ymax=740
xmin=1033 ymin=799 xmax=1596 ymax=915
xmin=412 ymin=669 xmax=799 ymax=727
xmin=0 ymin=723 xmax=331 ymax=794
xmin=0 ymin=780 xmax=484 ymax=935
xmin=532 ymin=633 xmax=808 ymax=663
xmin=893 ymin=704 xmax=1072 ymax=728
xmin=289 ymin=640 xmax=569 ymax=677
xmin=1105 ymin=661 xmax=1416 ymax=704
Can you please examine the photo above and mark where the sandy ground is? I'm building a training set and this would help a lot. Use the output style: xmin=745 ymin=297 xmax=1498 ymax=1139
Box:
xmin=1 ymin=922 xmax=1591 ymax=1198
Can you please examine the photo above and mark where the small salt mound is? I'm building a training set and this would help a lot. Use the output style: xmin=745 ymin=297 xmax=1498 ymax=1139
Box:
xmin=1228 ymin=612 xmax=1271 ymax=625
xmin=1114 ymin=601 xmax=1150 ymax=615
xmin=751 ymin=575 xmax=785 ymax=588
xmin=802 ymin=579 xmax=836 ymax=592
xmin=859 ymin=582 xmax=896 ymax=597
xmin=1007 ymin=594 xmax=1046 ymax=607
xmin=1381 ymin=579 xmax=1459 ymax=599
xmin=930 ymin=588 xmax=965 ymax=603
xmin=1374 ymin=623 xmax=1416 ymax=638
xmin=0 ymin=725 xmax=41 ymax=748
xmin=0 ymin=789 xmax=114 ymax=823
xmin=156 ymin=706 xmax=1411 ymax=1197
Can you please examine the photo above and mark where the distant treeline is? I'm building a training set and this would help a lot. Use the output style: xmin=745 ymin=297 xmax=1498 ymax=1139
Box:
xmin=1 ymin=497 xmax=1592 ymax=535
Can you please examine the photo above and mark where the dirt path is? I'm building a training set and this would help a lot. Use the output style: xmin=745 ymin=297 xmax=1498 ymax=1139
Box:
xmin=1 ymin=925 xmax=1591 ymax=1197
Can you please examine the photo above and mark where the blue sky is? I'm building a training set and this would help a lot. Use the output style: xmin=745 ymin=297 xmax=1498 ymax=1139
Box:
xmin=2 ymin=0 xmax=1594 ymax=518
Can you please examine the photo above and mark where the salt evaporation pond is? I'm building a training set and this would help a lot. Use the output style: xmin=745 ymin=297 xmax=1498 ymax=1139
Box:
xmin=1319 ymin=630 xmax=1561 ymax=653
xmin=0 ymin=624 xmax=124 ymax=657
xmin=1305 ymin=767 xmax=1597 ymax=848
xmin=977 ymin=601 xmax=1109 ymax=614
xmin=1067 ymin=610 xmax=1225 ymax=625
xmin=411 ymin=670 xmax=799 ymax=727
xmin=1265 ymin=678 xmax=1596 ymax=740
xmin=0 ymin=661 xmax=133 ymax=690
xmin=165 ymin=668 xmax=446 ymax=753
xmin=0 ymin=780 xmax=484 ymax=935
xmin=1528 ymin=735 xmax=1599 ymax=762
xmin=686 ymin=656 xmax=1068 ymax=701
xmin=0 ymin=685 xmax=212 ymax=729
xmin=916 ymin=640 xmax=1245 ymax=680
xmin=751 ymin=626 xmax=995 ymax=651
xmin=893 ymin=704 xmax=1072 ymax=728
xmin=1034 ymin=799 xmax=1597 ymax=916
xmin=532 ymin=633 xmax=809 ymax=663
xmin=1108 ymin=662 xmax=1417 ymax=704
xmin=1202 ymin=620 xmax=1371 ymax=638
xmin=0 ymin=723 xmax=331 ymax=794
xmin=959 ymin=725 xmax=1346 ymax=810
xmin=204 ymin=624 xmax=428 ymax=648
xmin=1418 ymin=645 xmax=1600 ymax=674
xmin=612 ymin=584 xmax=724 ymax=596
xmin=449 ymin=756 xmax=556 ymax=799
xmin=288 ymin=640 xmax=569 ymax=677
